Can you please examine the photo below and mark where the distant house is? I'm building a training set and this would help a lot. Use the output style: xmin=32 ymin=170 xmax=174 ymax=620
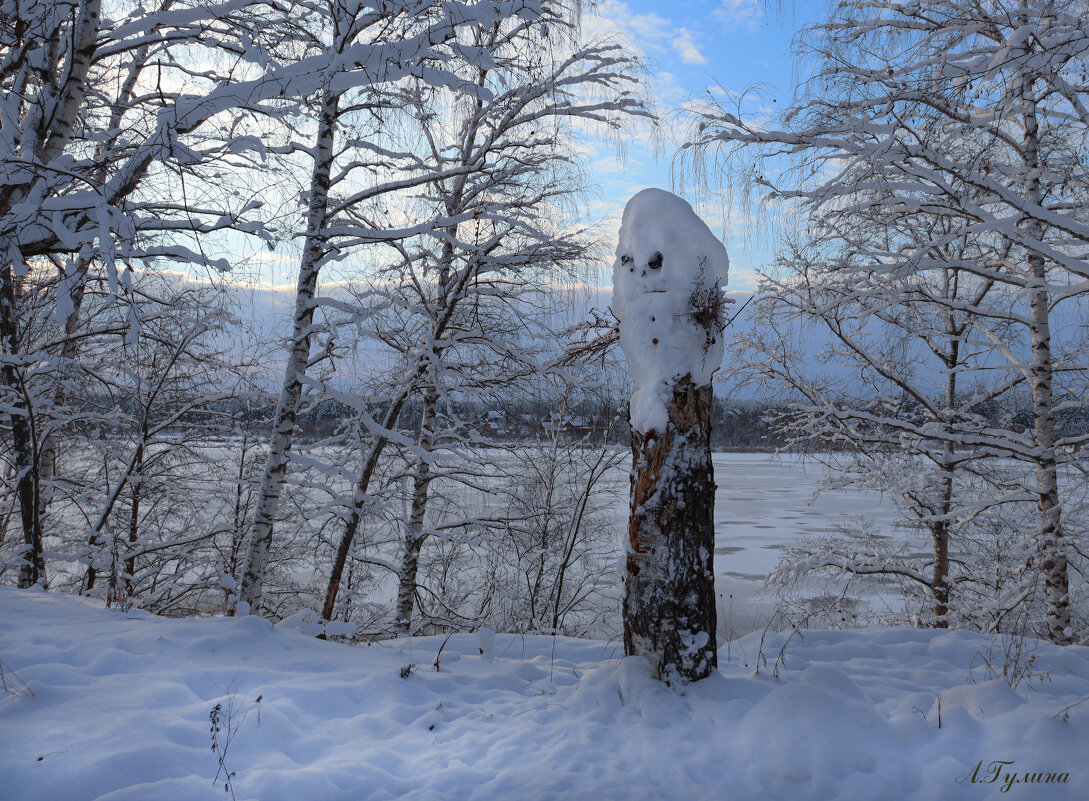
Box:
xmin=542 ymin=414 xmax=594 ymax=436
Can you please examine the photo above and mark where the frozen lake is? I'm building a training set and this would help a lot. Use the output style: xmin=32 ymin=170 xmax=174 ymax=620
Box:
xmin=608 ymin=453 xmax=906 ymax=639
xmin=52 ymin=444 xmax=908 ymax=640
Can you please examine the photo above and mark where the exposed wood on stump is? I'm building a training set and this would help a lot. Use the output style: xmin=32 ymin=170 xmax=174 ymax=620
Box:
xmin=624 ymin=376 xmax=718 ymax=684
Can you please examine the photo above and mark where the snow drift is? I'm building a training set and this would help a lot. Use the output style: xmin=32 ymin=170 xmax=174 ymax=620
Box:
xmin=3 ymin=587 xmax=1089 ymax=800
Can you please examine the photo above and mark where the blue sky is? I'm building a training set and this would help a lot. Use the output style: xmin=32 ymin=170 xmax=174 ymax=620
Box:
xmin=582 ymin=0 xmax=823 ymax=291
xmin=241 ymin=2 xmax=822 ymax=293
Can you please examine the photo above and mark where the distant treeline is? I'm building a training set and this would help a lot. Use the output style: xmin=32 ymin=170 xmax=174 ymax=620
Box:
xmin=68 ymin=390 xmax=1089 ymax=453
xmin=165 ymin=393 xmax=789 ymax=450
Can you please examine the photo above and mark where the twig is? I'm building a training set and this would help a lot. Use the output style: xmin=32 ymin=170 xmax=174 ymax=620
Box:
xmin=0 ymin=658 xmax=35 ymax=700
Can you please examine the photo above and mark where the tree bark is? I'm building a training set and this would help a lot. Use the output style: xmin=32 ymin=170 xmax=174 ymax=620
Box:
xmin=930 ymin=314 xmax=958 ymax=628
xmin=39 ymin=44 xmax=151 ymax=531
xmin=84 ymin=439 xmax=144 ymax=593
xmin=1016 ymin=33 xmax=1071 ymax=645
xmin=321 ymin=237 xmax=465 ymax=622
xmin=1 ymin=265 xmax=45 ymax=588
xmin=624 ymin=377 xmax=718 ymax=684
xmin=123 ymin=471 xmax=142 ymax=601
xmin=931 ymin=462 xmax=952 ymax=627
xmin=393 ymin=388 xmax=438 ymax=635
xmin=236 ymin=89 xmax=339 ymax=614
xmin=320 ymin=390 xmax=407 ymax=622
xmin=1028 ymin=270 xmax=1070 ymax=644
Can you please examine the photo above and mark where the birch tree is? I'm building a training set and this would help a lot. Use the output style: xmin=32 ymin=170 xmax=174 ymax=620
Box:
xmin=735 ymin=233 xmax=1026 ymax=628
xmin=80 ymin=276 xmax=241 ymax=597
xmin=313 ymin=7 xmax=648 ymax=629
xmin=0 ymin=0 xmax=289 ymax=587
xmin=684 ymin=0 xmax=1089 ymax=643
xmin=234 ymin=0 xmax=556 ymax=614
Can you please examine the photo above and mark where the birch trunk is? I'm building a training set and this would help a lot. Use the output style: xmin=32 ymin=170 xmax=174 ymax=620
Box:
xmin=2 ymin=0 xmax=134 ymax=589
xmin=0 ymin=0 xmax=102 ymax=589
xmin=1017 ymin=37 xmax=1071 ymax=644
xmin=1028 ymin=270 xmax=1070 ymax=644
xmin=237 ymin=90 xmax=340 ymax=613
xmin=1 ymin=266 xmax=45 ymax=588
xmin=321 ymin=392 xmax=407 ymax=622
xmin=84 ymin=440 xmax=144 ymax=593
xmin=393 ymin=388 xmax=438 ymax=635
xmin=931 ymin=448 xmax=953 ymax=627
xmin=39 ymin=44 xmax=151 ymax=526
xmin=930 ymin=309 xmax=959 ymax=627
xmin=321 ymin=238 xmax=464 ymax=621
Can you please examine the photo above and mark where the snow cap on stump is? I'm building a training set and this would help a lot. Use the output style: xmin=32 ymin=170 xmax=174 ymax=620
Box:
xmin=613 ymin=188 xmax=729 ymax=434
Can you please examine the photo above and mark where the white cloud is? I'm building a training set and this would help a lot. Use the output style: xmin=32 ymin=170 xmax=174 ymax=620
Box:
xmin=711 ymin=0 xmax=765 ymax=32
xmin=583 ymin=1 xmax=702 ymax=67
xmin=582 ymin=1 xmax=667 ymax=57
xmin=672 ymin=28 xmax=707 ymax=65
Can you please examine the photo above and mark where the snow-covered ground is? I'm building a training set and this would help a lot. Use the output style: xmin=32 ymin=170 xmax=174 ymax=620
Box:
xmin=3 ymin=587 xmax=1088 ymax=801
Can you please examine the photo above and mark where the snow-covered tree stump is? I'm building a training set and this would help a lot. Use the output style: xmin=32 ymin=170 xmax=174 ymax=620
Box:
xmin=614 ymin=188 xmax=729 ymax=685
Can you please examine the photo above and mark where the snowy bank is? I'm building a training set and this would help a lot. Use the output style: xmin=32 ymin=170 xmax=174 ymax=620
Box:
xmin=2 ymin=587 xmax=1088 ymax=800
